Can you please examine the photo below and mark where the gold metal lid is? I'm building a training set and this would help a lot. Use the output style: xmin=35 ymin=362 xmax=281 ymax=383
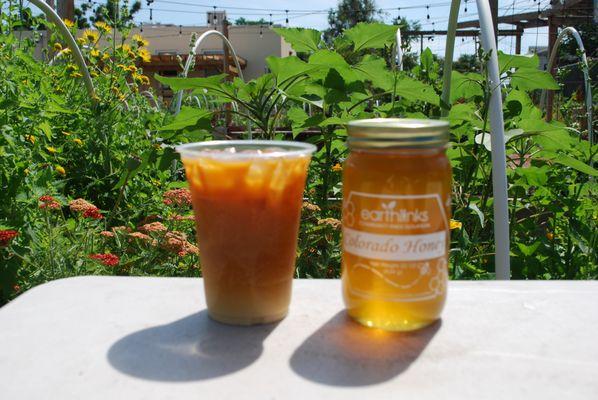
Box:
xmin=347 ymin=118 xmax=449 ymax=149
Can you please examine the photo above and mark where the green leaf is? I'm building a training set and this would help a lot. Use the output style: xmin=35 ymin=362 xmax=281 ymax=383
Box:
xmin=468 ymin=203 xmax=485 ymax=227
xmin=517 ymin=241 xmax=541 ymax=257
xmin=510 ymin=68 xmax=560 ymax=91
xmin=353 ymin=55 xmax=390 ymax=89
xmin=272 ymin=27 xmax=321 ymax=53
xmin=344 ymin=23 xmax=397 ymax=52
xmin=498 ymin=51 xmax=539 ymax=72
xmin=39 ymin=121 xmax=52 ymax=140
xmin=158 ymin=107 xmax=212 ymax=131
xmin=450 ymin=71 xmax=484 ymax=102
xmin=505 ymin=90 xmax=542 ymax=119
xmin=539 ymin=151 xmax=598 ymax=176
xmin=514 ymin=166 xmax=549 ymax=186
xmin=520 ymin=119 xmax=574 ymax=151
xmin=154 ymin=74 xmax=227 ymax=91
xmin=394 ymin=76 xmax=439 ymax=105
xmin=266 ymin=56 xmax=315 ymax=84
xmin=448 ymin=103 xmax=479 ymax=125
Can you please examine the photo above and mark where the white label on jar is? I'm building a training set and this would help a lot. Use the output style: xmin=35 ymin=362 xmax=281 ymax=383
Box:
xmin=343 ymin=228 xmax=446 ymax=261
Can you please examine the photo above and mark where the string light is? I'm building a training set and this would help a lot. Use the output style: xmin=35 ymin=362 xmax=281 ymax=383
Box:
xmin=269 ymin=13 xmax=273 ymax=27
xmin=259 ymin=25 xmax=263 ymax=38
xmin=426 ymin=5 xmax=430 ymax=20
xmin=149 ymin=8 xmax=153 ymax=21
xmin=285 ymin=10 xmax=289 ymax=25
xmin=140 ymin=22 xmax=143 ymax=32
xmin=179 ymin=24 xmax=182 ymax=35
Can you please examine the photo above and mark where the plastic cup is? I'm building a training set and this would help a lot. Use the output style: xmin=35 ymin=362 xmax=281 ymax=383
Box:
xmin=177 ymin=140 xmax=316 ymax=325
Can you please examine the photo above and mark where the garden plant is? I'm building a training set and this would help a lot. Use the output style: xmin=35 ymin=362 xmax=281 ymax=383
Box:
xmin=1 ymin=2 xmax=596 ymax=305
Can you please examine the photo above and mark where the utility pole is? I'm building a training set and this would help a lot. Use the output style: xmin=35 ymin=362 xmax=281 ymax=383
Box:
xmin=222 ymin=16 xmax=232 ymax=130
xmin=45 ymin=0 xmax=55 ymax=9
xmin=490 ymin=0 xmax=499 ymax=45
xmin=57 ymin=0 xmax=74 ymax=20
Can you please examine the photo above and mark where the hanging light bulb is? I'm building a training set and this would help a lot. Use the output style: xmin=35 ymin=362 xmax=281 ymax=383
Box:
xmin=213 ymin=6 xmax=217 ymax=25
xmin=426 ymin=6 xmax=430 ymax=20
xmin=149 ymin=8 xmax=153 ymax=21
xmin=432 ymin=22 xmax=435 ymax=33
xmin=259 ymin=25 xmax=263 ymax=38
xmin=179 ymin=24 xmax=182 ymax=36
xmin=269 ymin=14 xmax=273 ymax=27
xmin=140 ymin=22 xmax=143 ymax=32
xmin=397 ymin=7 xmax=400 ymax=21
xmin=464 ymin=0 xmax=468 ymax=13
xmin=285 ymin=10 xmax=289 ymax=26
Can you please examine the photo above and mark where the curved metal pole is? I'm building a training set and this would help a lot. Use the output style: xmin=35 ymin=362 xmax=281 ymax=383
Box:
xmin=174 ymin=29 xmax=244 ymax=114
xmin=28 ymin=0 xmax=96 ymax=102
xmin=395 ymin=27 xmax=403 ymax=71
xmin=540 ymin=27 xmax=593 ymax=155
xmin=440 ymin=0 xmax=461 ymax=117
xmin=475 ymin=0 xmax=510 ymax=279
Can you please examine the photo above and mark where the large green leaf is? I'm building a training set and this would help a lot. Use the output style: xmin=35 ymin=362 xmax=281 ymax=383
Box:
xmin=307 ymin=50 xmax=359 ymax=82
xmin=272 ymin=27 xmax=321 ymax=53
xmin=266 ymin=55 xmax=315 ymax=84
xmin=505 ymin=89 xmax=542 ymax=119
xmin=519 ymin=118 xmax=575 ymax=150
xmin=450 ymin=71 xmax=484 ymax=102
xmin=498 ymin=51 xmax=539 ymax=72
xmin=539 ymin=151 xmax=598 ymax=176
xmin=344 ymin=23 xmax=397 ymax=52
xmin=448 ymin=102 xmax=479 ymax=125
xmin=158 ymin=107 xmax=212 ymax=131
xmin=154 ymin=74 xmax=226 ymax=91
xmin=353 ymin=55 xmax=390 ymax=89
xmin=510 ymin=68 xmax=560 ymax=91
xmin=394 ymin=76 xmax=439 ymax=105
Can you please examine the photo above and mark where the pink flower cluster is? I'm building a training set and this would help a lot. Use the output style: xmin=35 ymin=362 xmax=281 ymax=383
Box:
xmin=163 ymin=189 xmax=192 ymax=207
xmin=89 ymin=253 xmax=120 ymax=267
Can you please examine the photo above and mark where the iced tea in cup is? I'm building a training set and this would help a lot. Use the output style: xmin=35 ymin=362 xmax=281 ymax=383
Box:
xmin=177 ymin=140 xmax=315 ymax=325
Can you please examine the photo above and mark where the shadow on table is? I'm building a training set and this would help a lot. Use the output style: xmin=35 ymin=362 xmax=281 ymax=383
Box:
xmin=290 ymin=312 xmax=441 ymax=386
xmin=107 ymin=310 xmax=278 ymax=382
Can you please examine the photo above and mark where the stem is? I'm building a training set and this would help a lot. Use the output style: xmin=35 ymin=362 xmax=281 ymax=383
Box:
xmin=440 ymin=0 xmax=461 ymax=117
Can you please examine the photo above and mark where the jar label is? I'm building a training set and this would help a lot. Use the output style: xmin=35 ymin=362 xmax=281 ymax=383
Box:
xmin=342 ymin=191 xmax=449 ymax=302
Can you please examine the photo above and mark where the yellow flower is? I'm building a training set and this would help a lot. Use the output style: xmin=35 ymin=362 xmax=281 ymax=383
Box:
xmin=127 ymin=50 xmax=136 ymax=59
xmin=546 ymin=232 xmax=554 ymax=241
xmin=137 ymin=48 xmax=151 ymax=63
xmin=331 ymin=163 xmax=342 ymax=172
xmin=119 ymin=44 xmax=132 ymax=53
xmin=70 ymin=72 xmax=83 ymax=78
xmin=90 ymin=49 xmax=100 ymax=58
xmin=82 ymin=29 xmax=99 ymax=44
xmin=46 ymin=146 xmax=57 ymax=154
xmin=94 ymin=21 xmax=111 ymax=34
xmin=53 ymin=42 xmax=62 ymax=51
xmin=55 ymin=165 xmax=66 ymax=175
xmin=61 ymin=48 xmax=71 ymax=55
xmin=63 ymin=19 xmax=75 ymax=28
xmin=90 ymin=70 xmax=98 ymax=78
xmin=127 ymin=65 xmax=138 ymax=73
xmin=133 ymin=73 xmax=150 ymax=86
xmin=73 ymin=138 xmax=83 ymax=146
xmin=103 ymin=66 xmax=110 ymax=74
xmin=24 ymin=168 xmax=30 ymax=175
xmin=77 ymin=37 xmax=86 ymax=46
xmin=66 ymin=63 xmax=78 ymax=73
xmin=450 ymin=219 xmax=462 ymax=230
xmin=132 ymin=34 xmax=149 ymax=47
xmin=101 ymin=52 xmax=110 ymax=61
xmin=25 ymin=135 xmax=36 ymax=144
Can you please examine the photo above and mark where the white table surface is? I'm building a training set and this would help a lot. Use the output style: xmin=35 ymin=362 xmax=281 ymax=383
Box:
xmin=0 ymin=277 xmax=597 ymax=399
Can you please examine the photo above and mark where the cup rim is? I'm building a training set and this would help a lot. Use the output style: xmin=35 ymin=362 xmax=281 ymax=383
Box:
xmin=176 ymin=140 xmax=317 ymax=160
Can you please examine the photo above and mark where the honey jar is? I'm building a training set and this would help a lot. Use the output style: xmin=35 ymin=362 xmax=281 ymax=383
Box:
xmin=342 ymin=118 xmax=451 ymax=331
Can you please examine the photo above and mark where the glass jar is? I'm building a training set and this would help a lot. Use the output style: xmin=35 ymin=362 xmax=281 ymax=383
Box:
xmin=342 ymin=118 xmax=451 ymax=331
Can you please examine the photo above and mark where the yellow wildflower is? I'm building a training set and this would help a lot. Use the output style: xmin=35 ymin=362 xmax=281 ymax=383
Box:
xmin=546 ymin=232 xmax=554 ymax=241
xmin=103 ymin=66 xmax=110 ymax=74
xmin=132 ymin=34 xmax=149 ymax=47
xmin=77 ymin=37 xmax=86 ymax=46
xmin=128 ymin=65 xmax=138 ymax=73
xmin=70 ymin=72 xmax=83 ymax=78
xmin=66 ymin=64 xmax=78 ymax=73
xmin=101 ymin=52 xmax=110 ymax=61
xmin=331 ymin=163 xmax=342 ymax=172
xmin=46 ymin=146 xmax=57 ymax=154
xmin=449 ymin=219 xmax=462 ymax=230
xmin=73 ymin=138 xmax=83 ymax=146
xmin=82 ymin=29 xmax=99 ymax=44
xmin=53 ymin=42 xmax=62 ymax=51
xmin=137 ymin=48 xmax=151 ymax=63
xmin=90 ymin=49 xmax=100 ymax=58
xmin=120 ymin=44 xmax=132 ymax=53
xmin=63 ymin=19 xmax=75 ymax=28
xmin=55 ymin=165 xmax=66 ymax=175
xmin=25 ymin=135 xmax=36 ymax=144
xmin=61 ymin=48 xmax=71 ymax=55
xmin=127 ymin=50 xmax=136 ymax=59
xmin=133 ymin=73 xmax=150 ymax=85
xmin=94 ymin=21 xmax=111 ymax=34
xmin=24 ymin=168 xmax=30 ymax=175
xmin=90 ymin=70 xmax=98 ymax=78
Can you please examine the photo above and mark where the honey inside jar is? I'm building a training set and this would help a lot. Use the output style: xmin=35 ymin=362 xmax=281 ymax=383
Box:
xmin=342 ymin=119 xmax=451 ymax=331
xmin=179 ymin=142 xmax=314 ymax=325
